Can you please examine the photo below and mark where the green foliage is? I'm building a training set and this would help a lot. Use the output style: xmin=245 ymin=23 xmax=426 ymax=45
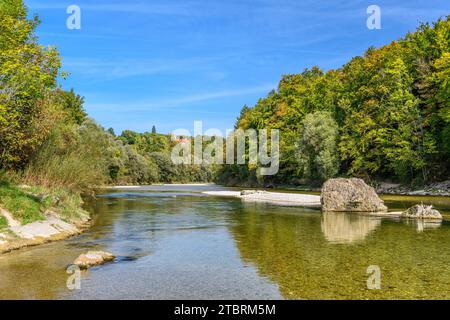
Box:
xmin=0 ymin=215 xmax=7 ymax=229
xmin=114 ymin=130 xmax=214 ymax=184
xmin=226 ymin=16 xmax=450 ymax=186
xmin=0 ymin=174 xmax=88 ymax=225
xmin=151 ymin=152 xmax=178 ymax=182
xmin=107 ymin=128 xmax=116 ymax=136
xmin=43 ymin=187 xmax=87 ymax=222
xmin=122 ymin=145 xmax=159 ymax=184
xmin=23 ymin=119 xmax=111 ymax=191
xmin=55 ymin=88 xmax=87 ymax=125
xmin=296 ymin=111 xmax=339 ymax=182
xmin=339 ymin=43 xmax=434 ymax=181
xmin=0 ymin=0 xmax=61 ymax=168
xmin=119 ymin=130 xmax=138 ymax=145
xmin=0 ymin=181 xmax=44 ymax=225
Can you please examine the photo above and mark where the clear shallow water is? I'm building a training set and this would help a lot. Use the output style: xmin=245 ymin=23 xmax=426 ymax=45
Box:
xmin=0 ymin=185 xmax=450 ymax=300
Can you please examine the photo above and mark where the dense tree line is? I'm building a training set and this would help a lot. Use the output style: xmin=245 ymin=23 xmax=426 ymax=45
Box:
xmin=1 ymin=1 xmax=448 ymax=190
xmin=0 ymin=1 xmax=214 ymax=191
xmin=218 ymin=17 xmax=449 ymax=187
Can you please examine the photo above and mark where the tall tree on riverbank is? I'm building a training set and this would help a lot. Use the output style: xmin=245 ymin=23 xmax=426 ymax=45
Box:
xmin=0 ymin=0 xmax=61 ymax=168
xmin=296 ymin=111 xmax=339 ymax=183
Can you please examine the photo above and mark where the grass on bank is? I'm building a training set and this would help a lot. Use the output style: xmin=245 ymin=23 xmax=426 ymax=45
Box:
xmin=0 ymin=215 xmax=8 ymax=230
xmin=0 ymin=181 xmax=44 ymax=225
xmin=0 ymin=179 xmax=88 ymax=226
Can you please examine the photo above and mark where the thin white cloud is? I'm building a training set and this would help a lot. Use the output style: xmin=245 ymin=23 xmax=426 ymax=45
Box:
xmin=85 ymin=84 xmax=276 ymax=111
xmin=159 ymin=85 xmax=276 ymax=106
xmin=62 ymin=57 xmax=220 ymax=79
xmin=37 ymin=31 xmax=122 ymax=40
xmin=382 ymin=7 xmax=449 ymax=19
xmin=26 ymin=0 xmax=366 ymax=19
xmin=27 ymin=1 xmax=203 ymax=16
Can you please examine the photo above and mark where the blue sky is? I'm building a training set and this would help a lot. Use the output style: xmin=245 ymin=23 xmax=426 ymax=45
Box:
xmin=26 ymin=0 xmax=449 ymax=134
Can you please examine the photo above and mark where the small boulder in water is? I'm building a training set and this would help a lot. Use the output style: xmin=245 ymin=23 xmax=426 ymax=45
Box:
xmin=74 ymin=251 xmax=115 ymax=269
xmin=402 ymin=204 xmax=442 ymax=220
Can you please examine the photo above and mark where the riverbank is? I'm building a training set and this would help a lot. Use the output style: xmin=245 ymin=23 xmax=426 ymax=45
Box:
xmin=0 ymin=182 xmax=91 ymax=255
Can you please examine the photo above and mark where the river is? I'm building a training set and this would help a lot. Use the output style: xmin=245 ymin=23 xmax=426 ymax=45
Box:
xmin=1 ymin=185 xmax=450 ymax=300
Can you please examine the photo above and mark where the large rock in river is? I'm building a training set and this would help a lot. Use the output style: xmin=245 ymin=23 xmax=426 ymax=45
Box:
xmin=321 ymin=178 xmax=388 ymax=212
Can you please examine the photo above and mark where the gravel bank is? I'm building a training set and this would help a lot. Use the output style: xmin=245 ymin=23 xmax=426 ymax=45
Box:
xmin=203 ymin=190 xmax=322 ymax=208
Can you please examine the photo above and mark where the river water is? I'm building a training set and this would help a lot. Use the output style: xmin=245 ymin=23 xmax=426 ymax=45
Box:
xmin=1 ymin=185 xmax=450 ymax=300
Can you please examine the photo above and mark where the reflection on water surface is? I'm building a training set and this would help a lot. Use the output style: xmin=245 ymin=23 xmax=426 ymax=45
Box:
xmin=1 ymin=185 xmax=450 ymax=299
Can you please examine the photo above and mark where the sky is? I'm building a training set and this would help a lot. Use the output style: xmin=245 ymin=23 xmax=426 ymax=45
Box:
xmin=25 ymin=0 xmax=449 ymax=135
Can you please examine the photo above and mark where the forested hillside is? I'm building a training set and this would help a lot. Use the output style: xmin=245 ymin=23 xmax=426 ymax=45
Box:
xmin=218 ymin=16 xmax=449 ymax=187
